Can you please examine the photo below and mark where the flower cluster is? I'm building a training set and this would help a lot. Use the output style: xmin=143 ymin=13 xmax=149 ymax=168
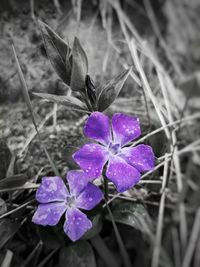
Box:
xmin=33 ymin=112 xmax=155 ymax=241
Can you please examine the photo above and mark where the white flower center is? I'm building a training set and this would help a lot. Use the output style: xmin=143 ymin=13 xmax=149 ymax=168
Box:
xmin=108 ymin=143 xmax=121 ymax=155
xmin=66 ymin=195 xmax=76 ymax=208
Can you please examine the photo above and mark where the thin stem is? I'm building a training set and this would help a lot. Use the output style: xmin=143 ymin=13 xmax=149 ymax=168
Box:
xmin=103 ymin=173 xmax=132 ymax=267
xmin=182 ymin=208 xmax=200 ymax=267
xmin=0 ymin=199 xmax=35 ymax=219
xmin=151 ymin=154 xmax=168 ymax=267
xmin=104 ymin=176 xmax=109 ymax=201
xmin=106 ymin=203 xmax=132 ymax=267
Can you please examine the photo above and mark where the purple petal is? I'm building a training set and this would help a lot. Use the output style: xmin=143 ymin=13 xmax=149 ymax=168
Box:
xmin=36 ymin=176 xmax=68 ymax=203
xmin=67 ymin=170 xmax=92 ymax=197
xmin=76 ymin=183 xmax=103 ymax=210
xmin=32 ymin=202 xmax=66 ymax=226
xmin=112 ymin=113 xmax=141 ymax=146
xmin=106 ymin=156 xmax=141 ymax=192
xmin=84 ymin=112 xmax=111 ymax=145
xmin=73 ymin=143 xmax=109 ymax=178
xmin=121 ymin=144 xmax=155 ymax=172
xmin=64 ymin=208 xmax=92 ymax=241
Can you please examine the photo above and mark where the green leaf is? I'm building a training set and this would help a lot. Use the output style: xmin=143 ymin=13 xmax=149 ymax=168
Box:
xmin=0 ymin=219 xmax=21 ymax=249
xmin=39 ymin=20 xmax=72 ymax=85
xmin=33 ymin=92 xmax=88 ymax=111
xmin=82 ymin=215 xmax=102 ymax=240
xmin=106 ymin=201 xmax=153 ymax=236
xmin=97 ymin=67 xmax=132 ymax=111
xmin=70 ymin=37 xmax=88 ymax=92
xmin=0 ymin=174 xmax=27 ymax=190
xmin=59 ymin=241 xmax=96 ymax=267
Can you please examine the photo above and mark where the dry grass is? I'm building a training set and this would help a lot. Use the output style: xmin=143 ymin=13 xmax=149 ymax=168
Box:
xmin=0 ymin=0 xmax=200 ymax=266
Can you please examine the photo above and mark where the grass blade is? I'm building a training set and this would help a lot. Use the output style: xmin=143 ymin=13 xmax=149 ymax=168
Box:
xmin=182 ymin=208 xmax=200 ymax=267
xmin=12 ymin=44 xmax=59 ymax=176
xmin=106 ymin=204 xmax=132 ymax=267
xmin=103 ymin=177 xmax=132 ymax=267
xmin=1 ymin=250 xmax=13 ymax=267
xmin=151 ymin=154 xmax=169 ymax=267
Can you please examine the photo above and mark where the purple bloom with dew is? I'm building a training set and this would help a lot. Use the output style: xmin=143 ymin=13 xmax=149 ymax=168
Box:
xmin=32 ymin=170 xmax=103 ymax=241
xmin=73 ymin=112 xmax=155 ymax=193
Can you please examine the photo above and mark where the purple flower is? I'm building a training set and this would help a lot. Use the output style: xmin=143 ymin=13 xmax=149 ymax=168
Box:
xmin=73 ymin=112 xmax=155 ymax=192
xmin=32 ymin=170 xmax=103 ymax=241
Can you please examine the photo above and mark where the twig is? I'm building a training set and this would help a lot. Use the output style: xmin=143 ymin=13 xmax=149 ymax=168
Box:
xmin=37 ymin=248 xmax=59 ymax=267
xmin=106 ymin=203 xmax=132 ymax=267
xmin=158 ymin=70 xmax=188 ymax=252
xmin=131 ymin=112 xmax=200 ymax=147
xmin=12 ymin=44 xmax=59 ymax=176
xmin=0 ymin=199 xmax=35 ymax=219
xmin=22 ymin=241 xmax=43 ymax=267
xmin=143 ymin=0 xmax=183 ymax=79
xmin=0 ymin=183 xmax=39 ymax=193
xmin=194 ymin=226 xmax=200 ymax=267
xmin=182 ymin=208 xmax=200 ymax=267
xmin=103 ymin=176 xmax=132 ymax=267
xmin=52 ymin=103 xmax=57 ymax=130
xmin=171 ymin=227 xmax=181 ymax=267
xmin=18 ymin=109 xmax=55 ymax=157
xmin=1 ymin=250 xmax=13 ymax=267
xmin=53 ymin=0 xmax=62 ymax=15
xmin=151 ymin=154 xmax=168 ymax=267
xmin=108 ymin=194 xmax=175 ymax=210
xmin=130 ymin=40 xmax=171 ymax=139
xmin=30 ymin=0 xmax=35 ymax=21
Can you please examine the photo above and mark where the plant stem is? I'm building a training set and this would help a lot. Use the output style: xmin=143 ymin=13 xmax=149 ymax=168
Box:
xmin=103 ymin=174 xmax=132 ymax=267
xmin=104 ymin=175 xmax=109 ymax=201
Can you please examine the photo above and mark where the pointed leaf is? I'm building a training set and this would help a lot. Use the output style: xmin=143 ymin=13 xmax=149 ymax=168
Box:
xmin=106 ymin=201 xmax=153 ymax=236
xmin=33 ymin=92 xmax=88 ymax=111
xmin=85 ymin=75 xmax=97 ymax=108
xmin=39 ymin=20 xmax=72 ymax=85
xmin=0 ymin=174 xmax=27 ymax=190
xmin=97 ymin=67 xmax=132 ymax=111
xmin=70 ymin=37 xmax=88 ymax=92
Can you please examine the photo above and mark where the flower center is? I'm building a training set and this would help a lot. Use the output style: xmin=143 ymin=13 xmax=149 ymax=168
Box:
xmin=108 ymin=143 xmax=120 ymax=155
xmin=66 ymin=195 xmax=76 ymax=208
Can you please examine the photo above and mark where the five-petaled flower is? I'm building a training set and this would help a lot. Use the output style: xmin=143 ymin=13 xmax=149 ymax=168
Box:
xmin=73 ymin=112 xmax=155 ymax=192
xmin=32 ymin=170 xmax=103 ymax=241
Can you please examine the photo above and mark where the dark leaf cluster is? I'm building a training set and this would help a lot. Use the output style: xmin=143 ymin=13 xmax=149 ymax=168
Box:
xmin=34 ymin=21 xmax=132 ymax=113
